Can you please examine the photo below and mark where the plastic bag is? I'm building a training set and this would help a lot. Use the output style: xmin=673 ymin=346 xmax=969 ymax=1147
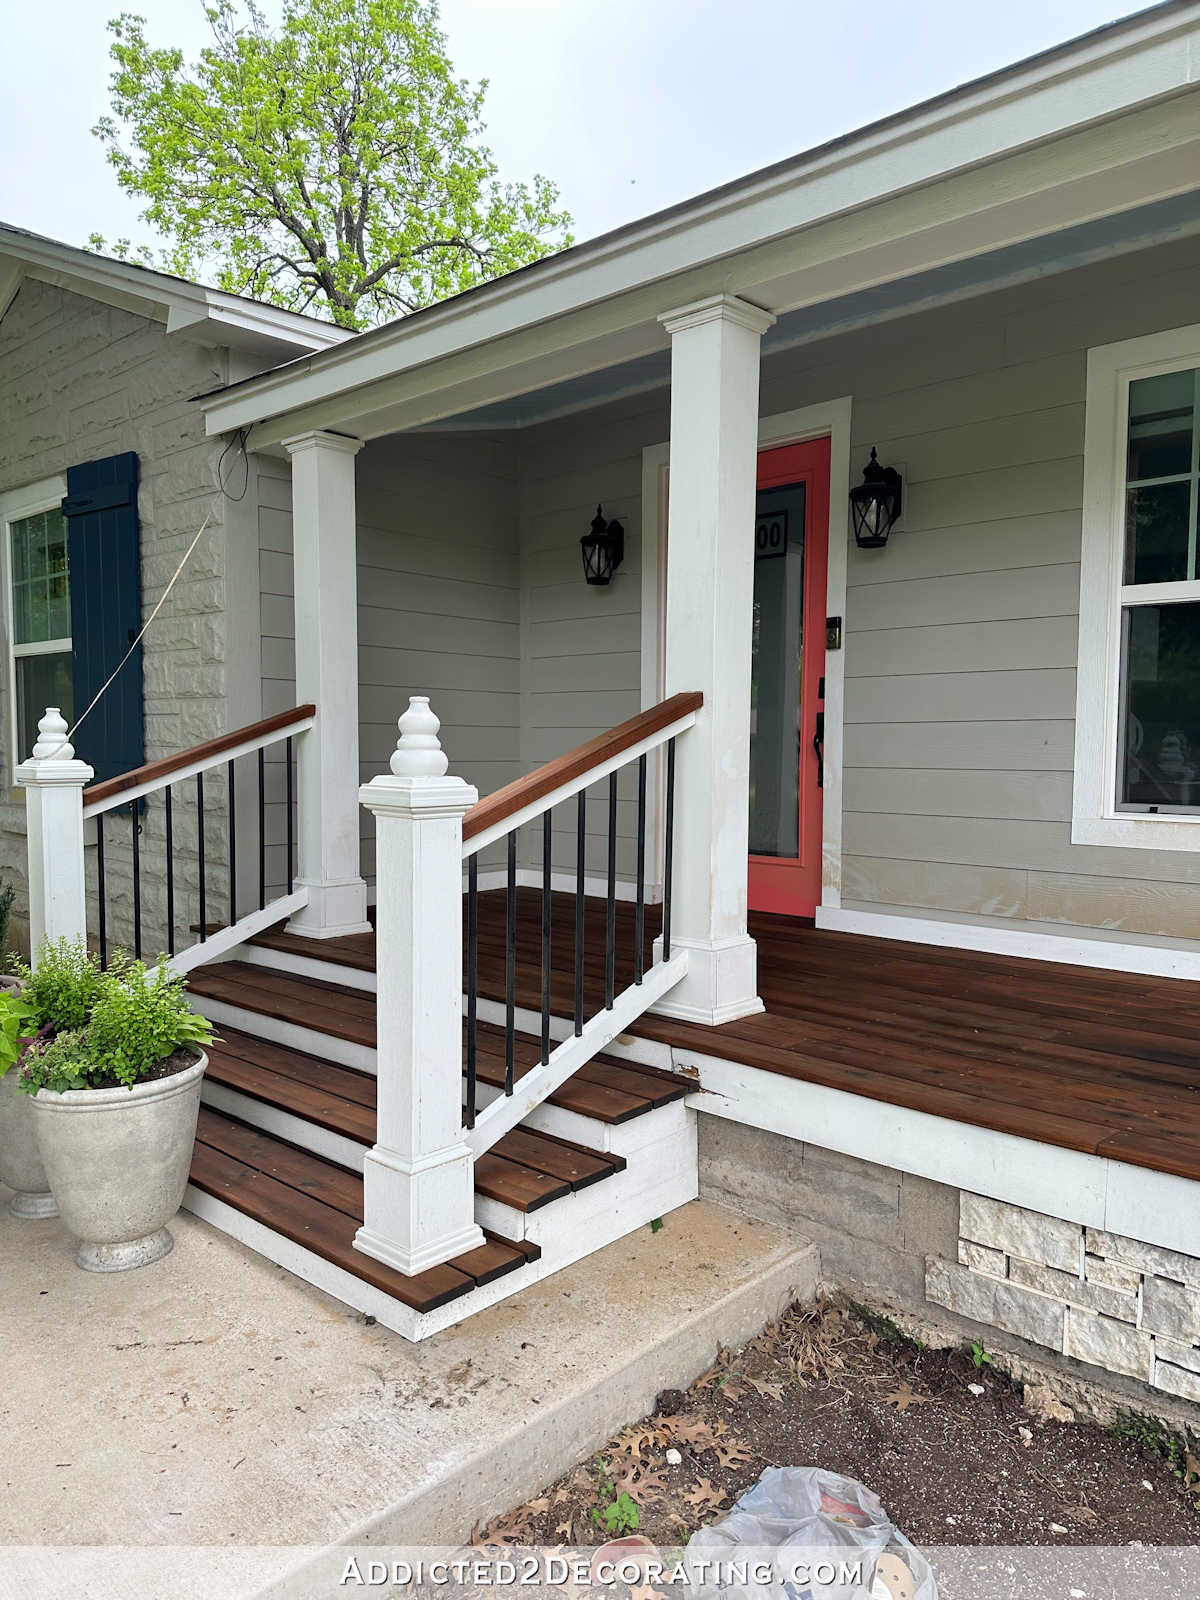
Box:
xmin=685 ymin=1466 xmax=937 ymax=1600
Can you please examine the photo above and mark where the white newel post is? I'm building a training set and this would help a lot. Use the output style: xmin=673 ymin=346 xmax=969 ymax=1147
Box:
xmin=282 ymin=429 xmax=371 ymax=938
xmin=16 ymin=708 xmax=94 ymax=961
xmin=354 ymin=696 xmax=484 ymax=1276
xmin=653 ymin=293 xmax=775 ymax=1025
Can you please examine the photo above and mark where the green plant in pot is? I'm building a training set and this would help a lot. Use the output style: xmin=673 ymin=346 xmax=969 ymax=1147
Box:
xmin=15 ymin=939 xmax=214 ymax=1272
xmin=0 ymin=982 xmax=55 ymax=1218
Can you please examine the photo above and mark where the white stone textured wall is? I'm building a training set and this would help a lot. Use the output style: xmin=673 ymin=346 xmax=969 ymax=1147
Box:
xmin=0 ymin=278 xmax=235 ymax=957
xmin=927 ymin=1194 xmax=1200 ymax=1403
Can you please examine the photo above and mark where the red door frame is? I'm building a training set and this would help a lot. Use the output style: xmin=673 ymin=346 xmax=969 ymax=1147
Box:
xmin=748 ymin=436 xmax=831 ymax=918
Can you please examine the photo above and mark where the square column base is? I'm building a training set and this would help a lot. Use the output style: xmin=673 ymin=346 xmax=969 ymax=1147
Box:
xmin=648 ymin=933 xmax=764 ymax=1026
xmin=354 ymin=1142 xmax=484 ymax=1277
xmin=287 ymin=876 xmax=372 ymax=940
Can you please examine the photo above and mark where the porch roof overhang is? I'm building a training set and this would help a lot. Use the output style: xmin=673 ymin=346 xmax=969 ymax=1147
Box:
xmin=0 ymin=224 xmax=351 ymax=365
xmin=199 ymin=0 xmax=1200 ymax=448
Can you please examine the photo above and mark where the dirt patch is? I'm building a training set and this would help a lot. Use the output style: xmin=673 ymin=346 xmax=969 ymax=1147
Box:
xmin=479 ymin=1298 xmax=1200 ymax=1548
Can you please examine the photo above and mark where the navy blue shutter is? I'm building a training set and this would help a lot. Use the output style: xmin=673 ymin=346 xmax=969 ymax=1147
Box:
xmin=61 ymin=452 xmax=144 ymax=784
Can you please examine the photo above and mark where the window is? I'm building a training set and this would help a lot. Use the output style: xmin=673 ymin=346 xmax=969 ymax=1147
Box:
xmin=1 ymin=477 xmax=70 ymax=770
xmin=1075 ymin=327 xmax=1200 ymax=850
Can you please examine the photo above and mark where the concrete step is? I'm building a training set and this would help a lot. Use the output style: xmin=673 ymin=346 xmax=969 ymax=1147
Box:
xmin=2 ymin=1190 xmax=818 ymax=1575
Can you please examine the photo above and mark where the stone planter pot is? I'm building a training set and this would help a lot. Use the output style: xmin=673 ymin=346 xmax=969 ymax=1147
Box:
xmin=30 ymin=1049 xmax=206 ymax=1271
xmin=0 ymin=973 xmax=56 ymax=1218
xmin=0 ymin=1067 xmax=58 ymax=1218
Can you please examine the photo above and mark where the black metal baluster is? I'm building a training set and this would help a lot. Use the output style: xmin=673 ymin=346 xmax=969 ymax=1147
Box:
xmin=505 ymin=830 xmax=516 ymax=1095
xmin=662 ymin=738 xmax=676 ymax=961
xmin=574 ymin=791 xmax=585 ymax=1036
xmin=541 ymin=809 xmax=552 ymax=1066
xmin=257 ymin=748 xmax=266 ymax=910
xmin=635 ymin=754 xmax=647 ymax=984
xmin=466 ymin=854 xmax=478 ymax=1130
xmin=197 ymin=771 xmax=207 ymax=943
xmin=285 ymin=735 xmax=294 ymax=895
xmin=130 ymin=802 xmax=142 ymax=960
xmin=227 ymin=758 xmax=237 ymax=927
xmin=605 ymin=771 xmax=617 ymax=1010
xmin=164 ymin=786 xmax=175 ymax=957
xmin=96 ymin=812 xmax=107 ymax=970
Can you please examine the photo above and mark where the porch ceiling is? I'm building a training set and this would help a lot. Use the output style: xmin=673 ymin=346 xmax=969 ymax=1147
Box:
xmin=199 ymin=3 xmax=1200 ymax=450
xmin=418 ymin=190 xmax=1200 ymax=433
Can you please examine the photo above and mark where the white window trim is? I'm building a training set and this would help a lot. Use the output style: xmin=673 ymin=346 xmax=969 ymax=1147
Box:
xmin=1074 ymin=323 xmax=1200 ymax=853
xmin=0 ymin=474 xmax=69 ymax=774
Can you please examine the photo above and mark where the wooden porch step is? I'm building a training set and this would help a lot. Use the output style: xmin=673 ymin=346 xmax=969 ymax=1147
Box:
xmin=189 ymin=1107 xmax=541 ymax=1315
xmin=203 ymin=1028 xmax=629 ymax=1211
xmin=190 ymin=967 xmax=692 ymax=1125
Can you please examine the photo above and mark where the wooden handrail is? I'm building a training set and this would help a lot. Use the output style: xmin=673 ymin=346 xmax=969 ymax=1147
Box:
xmin=84 ymin=704 xmax=316 ymax=811
xmin=462 ymin=691 xmax=702 ymax=845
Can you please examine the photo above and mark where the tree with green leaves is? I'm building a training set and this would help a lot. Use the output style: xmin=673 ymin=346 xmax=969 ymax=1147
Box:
xmin=92 ymin=0 xmax=573 ymax=328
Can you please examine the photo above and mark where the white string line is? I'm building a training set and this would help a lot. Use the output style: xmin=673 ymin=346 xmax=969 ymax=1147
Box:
xmin=38 ymin=510 xmax=213 ymax=764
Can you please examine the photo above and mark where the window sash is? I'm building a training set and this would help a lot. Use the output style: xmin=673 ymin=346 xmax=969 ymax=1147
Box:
xmin=0 ymin=477 xmax=70 ymax=775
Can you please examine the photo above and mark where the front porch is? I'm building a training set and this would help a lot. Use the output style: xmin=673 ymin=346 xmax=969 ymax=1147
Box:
xmin=246 ymin=894 xmax=1200 ymax=1188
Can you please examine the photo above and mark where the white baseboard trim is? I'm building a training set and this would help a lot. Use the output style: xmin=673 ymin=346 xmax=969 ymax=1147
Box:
xmin=816 ymin=904 xmax=1200 ymax=983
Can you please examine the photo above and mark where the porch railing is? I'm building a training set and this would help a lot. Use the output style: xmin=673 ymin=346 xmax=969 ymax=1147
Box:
xmin=353 ymin=691 xmax=698 ymax=1280
xmin=17 ymin=703 xmax=314 ymax=974
xmin=459 ymin=692 xmax=699 ymax=1155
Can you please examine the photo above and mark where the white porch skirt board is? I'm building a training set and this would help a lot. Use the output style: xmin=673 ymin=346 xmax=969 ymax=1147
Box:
xmin=686 ymin=1051 xmax=1200 ymax=1262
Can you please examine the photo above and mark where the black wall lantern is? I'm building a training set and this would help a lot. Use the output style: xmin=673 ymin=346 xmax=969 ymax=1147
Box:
xmin=850 ymin=448 xmax=903 ymax=549
xmin=581 ymin=503 xmax=625 ymax=585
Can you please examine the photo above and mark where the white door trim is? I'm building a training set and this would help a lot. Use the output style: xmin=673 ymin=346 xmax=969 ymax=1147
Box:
xmin=640 ymin=394 xmax=853 ymax=911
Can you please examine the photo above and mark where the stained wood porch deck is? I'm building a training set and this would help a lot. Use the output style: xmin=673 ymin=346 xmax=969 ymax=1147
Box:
xmin=255 ymin=890 xmax=1200 ymax=1185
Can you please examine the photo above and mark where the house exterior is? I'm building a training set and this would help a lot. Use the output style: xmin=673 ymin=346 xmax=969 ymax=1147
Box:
xmin=0 ymin=226 xmax=350 ymax=949
xmin=6 ymin=2 xmax=1200 ymax=1403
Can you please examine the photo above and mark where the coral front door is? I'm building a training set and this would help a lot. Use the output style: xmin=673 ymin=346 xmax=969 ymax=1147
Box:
xmin=748 ymin=437 xmax=830 ymax=917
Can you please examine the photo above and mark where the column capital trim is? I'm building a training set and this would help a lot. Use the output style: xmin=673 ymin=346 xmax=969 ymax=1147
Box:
xmin=658 ymin=293 xmax=775 ymax=338
xmin=281 ymin=429 xmax=364 ymax=458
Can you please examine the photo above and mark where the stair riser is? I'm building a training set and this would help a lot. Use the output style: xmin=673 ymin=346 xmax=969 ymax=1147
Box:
xmin=194 ymin=998 xmax=377 ymax=1074
xmin=201 ymin=1080 xmax=367 ymax=1172
xmin=238 ymin=943 xmax=377 ymax=993
xmin=475 ymin=1104 xmax=696 ymax=1242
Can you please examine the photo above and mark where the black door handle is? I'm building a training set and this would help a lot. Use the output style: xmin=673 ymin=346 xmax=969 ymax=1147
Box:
xmin=813 ymin=711 xmax=825 ymax=789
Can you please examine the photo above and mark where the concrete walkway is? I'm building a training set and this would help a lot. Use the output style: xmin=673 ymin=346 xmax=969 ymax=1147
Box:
xmin=0 ymin=1190 xmax=814 ymax=1589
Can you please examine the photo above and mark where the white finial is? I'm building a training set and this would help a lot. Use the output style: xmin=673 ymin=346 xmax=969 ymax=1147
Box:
xmin=390 ymin=696 xmax=449 ymax=778
xmin=32 ymin=707 xmax=73 ymax=761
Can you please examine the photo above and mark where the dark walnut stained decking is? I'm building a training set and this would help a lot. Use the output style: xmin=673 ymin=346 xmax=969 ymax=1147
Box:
xmin=251 ymin=889 xmax=1200 ymax=1185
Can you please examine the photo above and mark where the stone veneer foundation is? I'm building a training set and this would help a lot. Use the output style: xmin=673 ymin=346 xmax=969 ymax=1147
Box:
xmin=927 ymin=1194 xmax=1200 ymax=1404
xmin=699 ymin=1119 xmax=1200 ymax=1409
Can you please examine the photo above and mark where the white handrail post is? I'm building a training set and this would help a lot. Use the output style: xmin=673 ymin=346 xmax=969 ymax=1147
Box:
xmin=16 ymin=708 xmax=94 ymax=964
xmin=354 ymin=696 xmax=484 ymax=1276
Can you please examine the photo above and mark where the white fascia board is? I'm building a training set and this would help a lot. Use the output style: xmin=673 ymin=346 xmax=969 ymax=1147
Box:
xmin=198 ymin=3 xmax=1200 ymax=438
xmin=0 ymin=226 xmax=349 ymax=358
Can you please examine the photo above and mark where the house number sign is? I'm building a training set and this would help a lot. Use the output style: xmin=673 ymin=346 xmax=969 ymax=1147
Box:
xmin=754 ymin=509 xmax=789 ymax=560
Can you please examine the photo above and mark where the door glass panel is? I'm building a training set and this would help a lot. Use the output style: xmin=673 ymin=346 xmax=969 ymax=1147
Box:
xmin=1118 ymin=601 xmax=1200 ymax=810
xmin=749 ymin=482 xmax=805 ymax=857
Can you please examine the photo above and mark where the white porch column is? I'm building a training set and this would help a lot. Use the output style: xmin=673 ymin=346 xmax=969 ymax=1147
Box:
xmin=355 ymin=697 xmax=484 ymax=1276
xmin=282 ymin=429 xmax=371 ymax=938
xmin=653 ymin=294 xmax=775 ymax=1025
xmin=16 ymin=707 xmax=93 ymax=961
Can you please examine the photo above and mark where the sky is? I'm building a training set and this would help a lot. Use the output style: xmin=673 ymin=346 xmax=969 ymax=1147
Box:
xmin=0 ymin=0 xmax=1146 ymax=260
